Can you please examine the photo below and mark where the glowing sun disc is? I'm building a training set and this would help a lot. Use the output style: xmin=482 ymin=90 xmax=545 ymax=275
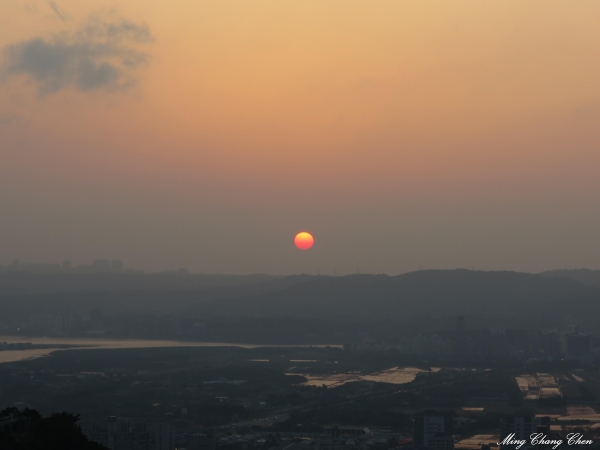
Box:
xmin=294 ymin=232 xmax=314 ymax=250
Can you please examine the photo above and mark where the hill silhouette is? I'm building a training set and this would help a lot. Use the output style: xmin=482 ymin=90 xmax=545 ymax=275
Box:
xmin=540 ymin=269 xmax=600 ymax=287
xmin=191 ymin=270 xmax=600 ymax=326
xmin=2 ymin=270 xmax=600 ymax=333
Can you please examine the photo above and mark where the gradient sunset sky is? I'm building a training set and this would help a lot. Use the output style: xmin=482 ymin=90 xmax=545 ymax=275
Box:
xmin=1 ymin=1 xmax=600 ymax=274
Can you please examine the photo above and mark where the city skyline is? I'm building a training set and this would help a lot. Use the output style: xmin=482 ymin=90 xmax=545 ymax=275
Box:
xmin=5 ymin=255 xmax=600 ymax=276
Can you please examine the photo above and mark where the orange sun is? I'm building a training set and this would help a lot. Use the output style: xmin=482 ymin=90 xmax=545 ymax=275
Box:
xmin=294 ymin=232 xmax=314 ymax=250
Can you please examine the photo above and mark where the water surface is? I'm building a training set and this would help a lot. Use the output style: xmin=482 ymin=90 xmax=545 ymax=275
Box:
xmin=0 ymin=335 xmax=341 ymax=364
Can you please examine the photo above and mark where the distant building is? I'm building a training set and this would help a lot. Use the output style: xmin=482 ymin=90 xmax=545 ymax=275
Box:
xmin=317 ymin=437 xmax=344 ymax=450
xmin=500 ymin=416 xmax=550 ymax=450
xmin=427 ymin=434 xmax=454 ymax=450
xmin=325 ymin=425 xmax=369 ymax=438
xmin=477 ymin=328 xmax=491 ymax=359
xmin=148 ymin=422 xmax=173 ymax=450
xmin=567 ymin=334 xmax=591 ymax=355
xmin=456 ymin=317 xmax=467 ymax=356
xmin=110 ymin=260 xmax=124 ymax=273
xmin=90 ymin=309 xmax=103 ymax=323
xmin=414 ymin=416 xmax=453 ymax=450
xmin=490 ymin=334 xmax=510 ymax=357
xmin=101 ymin=416 xmax=173 ymax=450
xmin=107 ymin=417 xmax=130 ymax=449
xmin=62 ymin=313 xmax=83 ymax=333
xmin=0 ymin=258 xmax=134 ymax=274
xmin=566 ymin=333 xmax=592 ymax=363
xmin=187 ymin=432 xmax=215 ymax=450
xmin=0 ymin=414 xmax=32 ymax=434
xmin=88 ymin=309 xmax=105 ymax=333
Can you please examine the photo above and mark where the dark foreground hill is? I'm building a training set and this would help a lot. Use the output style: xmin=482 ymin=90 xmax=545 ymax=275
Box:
xmin=0 ymin=408 xmax=106 ymax=450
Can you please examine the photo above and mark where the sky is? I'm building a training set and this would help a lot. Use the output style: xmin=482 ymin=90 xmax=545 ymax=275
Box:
xmin=1 ymin=0 xmax=600 ymax=275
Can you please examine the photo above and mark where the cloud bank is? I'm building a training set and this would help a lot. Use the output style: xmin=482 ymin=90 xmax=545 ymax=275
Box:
xmin=1 ymin=16 xmax=153 ymax=95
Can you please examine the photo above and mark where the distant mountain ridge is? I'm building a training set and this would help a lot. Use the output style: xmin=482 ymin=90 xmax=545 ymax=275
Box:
xmin=539 ymin=269 xmax=600 ymax=286
xmin=191 ymin=270 xmax=600 ymax=328
xmin=1 ymin=270 xmax=600 ymax=331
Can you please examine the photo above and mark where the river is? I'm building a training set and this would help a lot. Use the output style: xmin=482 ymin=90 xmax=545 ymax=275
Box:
xmin=0 ymin=335 xmax=341 ymax=364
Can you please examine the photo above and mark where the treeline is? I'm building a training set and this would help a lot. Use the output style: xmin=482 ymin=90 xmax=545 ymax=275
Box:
xmin=0 ymin=407 xmax=107 ymax=450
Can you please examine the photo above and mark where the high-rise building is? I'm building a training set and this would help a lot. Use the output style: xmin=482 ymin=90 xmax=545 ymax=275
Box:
xmin=62 ymin=313 xmax=83 ymax=332
xmin=148 ymin=423 xmax=173 ymax=450
xmin=107 ymin=417 xmax=131 ymax=450
xmin=88 ymin=309 xmax=104 ymax=333
xmin=456 ymin=316 xmax=467 ymax=356
xmin=110 ymin=260 xmax=124 ymax=273
xmin=567 ymin=333 xmax=593 ymax=363
xmin=500 ymin=416 xmax=550 ymax=450
xmin=567 ymin=334 xmax=591 ymax=356
xmin=104 ymin=417 xmax=173 ymax=450
xmin=414 ymin=416 xmax=453 ymax=449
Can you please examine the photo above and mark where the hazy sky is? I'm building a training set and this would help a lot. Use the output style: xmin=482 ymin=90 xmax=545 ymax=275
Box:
xmin=1 ymin=0 xmax=600 ymax=275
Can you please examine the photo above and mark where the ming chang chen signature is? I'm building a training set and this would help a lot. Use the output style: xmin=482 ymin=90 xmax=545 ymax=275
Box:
xmin=498 ymin=433 xmax=594 ymax=449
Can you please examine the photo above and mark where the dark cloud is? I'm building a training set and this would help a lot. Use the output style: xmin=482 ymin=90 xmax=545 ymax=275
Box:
xmin=1 ymin=17 xmax=153 ymax=95
xmin=47 ymin=1 xmax=68 ymax=21
xmin=81 ymin=17 xmax=154 ymax=44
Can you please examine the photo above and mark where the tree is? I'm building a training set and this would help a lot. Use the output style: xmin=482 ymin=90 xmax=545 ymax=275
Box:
xmin=0 ymin=408 xmax=108 ymax=450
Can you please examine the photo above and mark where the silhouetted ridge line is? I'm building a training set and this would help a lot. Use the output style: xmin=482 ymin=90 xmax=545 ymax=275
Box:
xmin=190 ymin=269 xmax=600 ymax=323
